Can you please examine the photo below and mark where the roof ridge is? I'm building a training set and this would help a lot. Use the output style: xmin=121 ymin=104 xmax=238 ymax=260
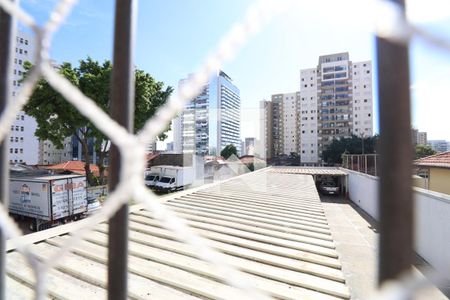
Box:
xmin=415 ymin=150 xmax=450 ymax=162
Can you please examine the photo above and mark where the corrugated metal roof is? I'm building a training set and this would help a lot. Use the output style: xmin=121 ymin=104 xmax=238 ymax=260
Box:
xmin=270 ymin=167 xmax=348 ymax=176
xmin=6 ymin=169 xmax=350 ymax=299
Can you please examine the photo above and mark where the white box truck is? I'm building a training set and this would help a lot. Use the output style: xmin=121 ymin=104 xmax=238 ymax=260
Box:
xmin=9 ymin=174 xmax=88 ymax=231
xmin=144 ymin=166 xmax=164 ymax=189
xmin=154 ymin=166 xmax=194 ymax=192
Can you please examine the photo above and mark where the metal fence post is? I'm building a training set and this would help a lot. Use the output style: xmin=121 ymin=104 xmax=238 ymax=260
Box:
xmin=0 ymin=2 xmax=16 ymax=299
xmin=108 ymin=0 xmax=136 ymax=299
xmin=376 ymin=0 xmax=413 ymax=284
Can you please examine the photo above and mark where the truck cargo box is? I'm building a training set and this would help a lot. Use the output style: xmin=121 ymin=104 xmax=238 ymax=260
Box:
xmin=9 ymin=174 xmax=87 ymax=222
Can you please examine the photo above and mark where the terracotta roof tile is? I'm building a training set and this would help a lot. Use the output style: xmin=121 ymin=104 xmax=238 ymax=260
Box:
xmin=414 ymin=151 xmax=450 ymax=169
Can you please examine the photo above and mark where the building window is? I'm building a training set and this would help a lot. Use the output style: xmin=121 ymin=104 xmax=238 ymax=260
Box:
xmin=10 ymin=137 xmax=13 ymax=142
xmin=301 ymin=78 xmax=304 ymax=81
xmin=363 ymin=63 xmax=367 ymax=67
xmin=368 ymin=113 xmax=371 ymax=117
xmin=21 ymin=115 xmax=24 ymax=120
xmin=15 ymin=126 xmax=19 ymax=131
xmin=15 ymin=137 xmax=18 ymax=142
xmin=25 ymin=39 xmax=29 ymax=45
xmin=18 ymin=59 xmax=22 ymax=65
xmin=366 ymin=70 xmax=370 ymax=74
xmin=19 ymin=149 xmax=23 ymax=154
xmin=304 ymin=84 xmax=307 ymax=88
xmin=20 ymin=137 xmax=23 ymax=142
xmin=20 ymin=126 xmax=24 ymax=131
xmin=364 ymin=99 xmax=368 ymax=103
xmin=9 ymin=148 xmax=12 ymax=154
xmin=14 ymin=148 xmax=18 ymax=153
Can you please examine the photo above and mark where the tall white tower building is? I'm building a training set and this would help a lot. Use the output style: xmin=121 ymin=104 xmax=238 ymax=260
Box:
xmin=299 ymin=52 xmax=373 ymax=165
xmin=174 ymin=71 xmax=241 ymax=156
xmin=9 ymin=31 xmax=39 ymax=164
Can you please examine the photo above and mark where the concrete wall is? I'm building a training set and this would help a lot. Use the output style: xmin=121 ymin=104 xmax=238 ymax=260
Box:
xmin=346 ymin=169 xmax=379 ymax=219
xmin=414 ymin=188 xmax=450 ymax=278
xmin=345 ymin=169 xmax=450 ymax=279
xmin=429 ymin=167 xmax=450 ymax=195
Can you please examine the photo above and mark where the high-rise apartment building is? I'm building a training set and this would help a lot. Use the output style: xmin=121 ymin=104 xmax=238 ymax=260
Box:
xmin=244 ymin=137 xmax=256 ymax=156
xmin=300 ymin=52 xmax=373 ymax=164
xmin=411 ymin=128 xmax=427 ymax=146
xmin=260 ymin=92 xmax=300 ymax=159
xmin=38 ymin=137 xmax=73 ymax=165
xmin=174 ymin=71 xmax=241 ymax=156
xmin=9 ymin=31 xmax=39 ymax=164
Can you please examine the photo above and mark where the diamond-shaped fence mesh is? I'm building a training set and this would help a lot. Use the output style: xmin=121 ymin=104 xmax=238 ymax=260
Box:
xmin=0 ymin=0 xmax=449 ymax=299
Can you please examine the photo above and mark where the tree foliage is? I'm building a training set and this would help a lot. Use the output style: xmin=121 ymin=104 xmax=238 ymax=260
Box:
xmin=322 ymin=135 xmax=378 ymax=165
xmin=414 ymin=144 xmax=436 ymax=159
xmin=220 ymin=144 xmax=238 ymax=160
xmin=23 ymin=57 xmax=173 ymax=185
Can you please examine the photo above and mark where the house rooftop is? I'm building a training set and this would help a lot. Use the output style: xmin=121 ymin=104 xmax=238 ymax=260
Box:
xmin=414 ymin=151 xmax=450 ymax=169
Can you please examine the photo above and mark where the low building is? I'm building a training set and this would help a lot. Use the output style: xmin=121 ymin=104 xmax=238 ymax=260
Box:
xmin=41 ymin=160 xmax=103 ymax=177
xmin=428 ymin=140 xmax=449 ymax=153
xmin=414 ymin=151 xmax=450 ymax=195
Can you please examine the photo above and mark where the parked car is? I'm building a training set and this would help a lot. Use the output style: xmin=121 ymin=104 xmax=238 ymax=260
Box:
xmin=319 ymin=181 xmax=340 ymax=195
xmin=145 ymin=166 xmax=164 ymax=189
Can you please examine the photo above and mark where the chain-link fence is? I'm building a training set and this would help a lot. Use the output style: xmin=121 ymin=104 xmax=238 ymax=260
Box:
xmin=0 ymin=0 xmax=449 ymax=299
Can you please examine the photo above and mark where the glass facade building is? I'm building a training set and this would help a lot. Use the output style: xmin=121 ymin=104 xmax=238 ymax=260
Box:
xmin=176 ymin=71 xmax=241 ymax=156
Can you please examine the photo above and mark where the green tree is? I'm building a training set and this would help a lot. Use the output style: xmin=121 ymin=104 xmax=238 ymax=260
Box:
xmin=23 ymin=57 xmax=173 ymax=185
xmin=220 ymin=144 xmax=238 ymax=160
xmin=322 ymin=135 xmax=378 ymax=165
xmin=414 ymin=144 xmax=436 ymax=159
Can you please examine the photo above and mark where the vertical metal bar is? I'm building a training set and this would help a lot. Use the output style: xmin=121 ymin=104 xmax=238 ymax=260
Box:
xmin=374 ymin=154 xmax=378 ymax=177
xmin=0 ymin=2 xmax=15 ymax=299
xmin=365 ymin=155 xmax=367 ymax=174
xmin=107 ymin=0 xmax=136 ymax=299
xmin=376 ymin=0 xmax=413 ymax=284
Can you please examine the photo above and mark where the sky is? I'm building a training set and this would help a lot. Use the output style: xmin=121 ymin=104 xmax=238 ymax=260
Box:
xmin=18 ymin=0 xmax=450 ymax=144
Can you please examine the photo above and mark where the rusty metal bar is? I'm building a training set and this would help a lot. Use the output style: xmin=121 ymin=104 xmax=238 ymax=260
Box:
xmin=107 ymin=0 xmax=136 ymax=299
xmin=0 ymin=2 xmax=15 ymax=299
xmin=376 ymin=0 xmax=413 ymax=284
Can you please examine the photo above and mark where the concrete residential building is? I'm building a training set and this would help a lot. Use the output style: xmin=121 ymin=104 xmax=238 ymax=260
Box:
xmin=244 ymin=137 xmax=256 ymax=156
xmin=38 ymin=137 xmax=73 ymax=165
xmin=259 ymin=100 xmax=273 ymax=160
xmin=9 ymin=31 xmax=39 ymax=164
xmin=417 ymin=132 xmax=427 ymax=145
xmin=412 ymin=128 xmax=428 ymax=146
xmin=300 ymin=52 xmax=373 ymax=164
xmin=174 ymin=71 xmax=241 ymax=156
xmin=260 ymin=92 xmax=300 ymax=160
xmin=428 ymin=140 xmax=449 ymax=153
